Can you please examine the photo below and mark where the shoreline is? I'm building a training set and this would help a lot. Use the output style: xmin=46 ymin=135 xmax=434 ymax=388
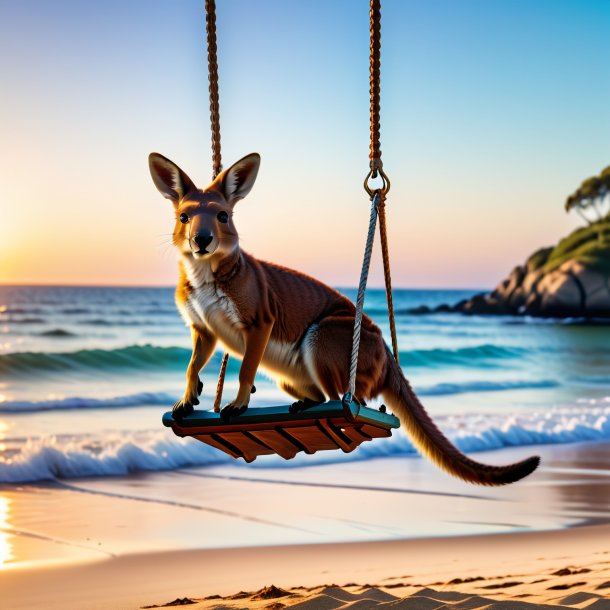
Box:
xmin=3 ymin=442 xmax=610 ymax=608
xmin=3 ymin=442 xmax=610 ymax=563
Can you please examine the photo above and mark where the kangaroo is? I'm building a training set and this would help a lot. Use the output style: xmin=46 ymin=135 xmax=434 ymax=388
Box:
xmin=149 ymin=151 xmax=540 ymax=486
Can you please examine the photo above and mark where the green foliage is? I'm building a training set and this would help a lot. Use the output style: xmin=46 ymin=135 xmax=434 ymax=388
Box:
xmin=565 ymin=165 xmax=610 ymax=213
xmin=526 ymin=247 xmax=552 ymax=271
xmin=542 ymin=218 xmax=610 ymax=274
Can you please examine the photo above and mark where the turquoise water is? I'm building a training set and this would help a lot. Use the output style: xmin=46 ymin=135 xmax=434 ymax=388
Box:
xmin=0 ymin=285 xmax=609 ymax=482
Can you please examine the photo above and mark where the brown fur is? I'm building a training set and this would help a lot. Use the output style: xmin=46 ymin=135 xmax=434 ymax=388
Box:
xmin=149 ymin=152 xmax=540 ymax=486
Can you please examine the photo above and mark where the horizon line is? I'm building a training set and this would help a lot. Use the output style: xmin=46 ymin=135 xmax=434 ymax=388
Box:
xmin=0 ymin=281 xmax=488 ymax=291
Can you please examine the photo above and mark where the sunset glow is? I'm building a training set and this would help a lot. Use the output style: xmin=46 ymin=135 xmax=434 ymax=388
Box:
xmin=0 ymin=0 xmax=608 ymax=289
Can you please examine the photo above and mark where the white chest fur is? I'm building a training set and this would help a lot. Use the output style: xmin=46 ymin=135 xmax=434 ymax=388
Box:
xmin=177 ymin=257 xmax=306 ymax=382
xmin=178 ymin=258 xmax=246 ymax=353
xmin=182 ymin=283 xmax=245 ymax=352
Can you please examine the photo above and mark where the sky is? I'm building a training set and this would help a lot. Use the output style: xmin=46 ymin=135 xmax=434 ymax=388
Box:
xmin=0 ymin=0 xmax=609 ymax=288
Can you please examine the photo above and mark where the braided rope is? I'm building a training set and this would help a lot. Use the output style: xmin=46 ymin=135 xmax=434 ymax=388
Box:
xmin=205 ymin=0 xmax=222 ymax=179
xmin=212 ymin=352 xmax=229 ymax=412
xmin=377 ymin=193 xmax=400 ymax=363
xmin=205 ymin=0 xmax=230 ymax=407
xmin=347 ymin=191 xmax=380 ymax=397
xmin=369 ymin=0 xmax=382 ymax=170
xmin=344 ymin=0 xmax=400 ymax=408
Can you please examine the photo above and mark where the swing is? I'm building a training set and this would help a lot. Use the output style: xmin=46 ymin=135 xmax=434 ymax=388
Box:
xmin=163 ymin=0 xmax=401 ymax=462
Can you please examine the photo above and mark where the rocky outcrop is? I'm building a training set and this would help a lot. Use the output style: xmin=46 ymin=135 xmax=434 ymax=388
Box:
xmin=411 ymin=221 xmax=610 ymax=319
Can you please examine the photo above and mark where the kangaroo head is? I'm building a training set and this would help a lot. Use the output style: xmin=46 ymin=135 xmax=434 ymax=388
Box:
xmin=148 ymin=152 xmax=260 ymax=261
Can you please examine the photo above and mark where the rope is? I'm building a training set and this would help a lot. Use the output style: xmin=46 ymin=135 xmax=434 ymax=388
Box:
xmin=212 ymin=353 xmax=229 ymax=412
xmin=205 ymin=0 xmax=222 ymax=179
xmin=347 ymin=191 xmax=380 ymax=398
xmin=205 ymin=0 xmax=230 ymax=408
xmin=369 ymin=0 xmax=382 ymax=171
xmin=344 ymin=0 xmax=399 ymax=409
xmin=377 ymin=193 xmax=400 ymax=363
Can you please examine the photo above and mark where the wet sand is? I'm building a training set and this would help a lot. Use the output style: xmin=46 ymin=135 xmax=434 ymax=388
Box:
xmin=2 ymin=441 xmax=610 ymax=608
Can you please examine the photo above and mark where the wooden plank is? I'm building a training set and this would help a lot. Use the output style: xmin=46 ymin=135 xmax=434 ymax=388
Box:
xmin=219 ymin=432 xmax=274 ymax=462
xmin=275 ymin=427 xmax=310 ymax=454
xmin=341 ymin=425 xmax=373 ymax=445
xmin=162 ymin=401 xmax=400 ymax=432
xmin=286 ymin=425 xmax=337 ymax=453
xmin=360 ymin=423 xmax=393 ymax=439
xmin=317 ymin=419 xmax=357 ymax=454
xmin=193 ymin=434 xmax=242 ymax=459
xmin=247 ymin=429 xmax=300 ymax=460
xmin=164 ymin=403 xmax=399 ymax=461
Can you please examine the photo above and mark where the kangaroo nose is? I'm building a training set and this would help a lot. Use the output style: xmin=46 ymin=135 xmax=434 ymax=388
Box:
xmin=193 ymin=232 xmax=213 ymax=250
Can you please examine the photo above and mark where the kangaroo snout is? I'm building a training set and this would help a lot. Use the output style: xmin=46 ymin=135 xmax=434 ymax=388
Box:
xmin=192 ymin=231 xmax=214 ymax=253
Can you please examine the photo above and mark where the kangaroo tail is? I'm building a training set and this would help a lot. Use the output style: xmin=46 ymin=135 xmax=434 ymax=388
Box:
xmin=381 ymin=352 xmax=540 ymax=486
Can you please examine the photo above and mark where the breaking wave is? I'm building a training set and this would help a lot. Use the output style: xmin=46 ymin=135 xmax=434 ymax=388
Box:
xmin=0 ymin=343 xmax=537 ymax=376
xmin=2 ymin=401 xmax=610 ymax=483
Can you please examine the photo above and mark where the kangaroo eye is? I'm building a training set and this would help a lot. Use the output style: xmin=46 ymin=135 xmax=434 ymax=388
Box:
xmin=179 ymin=213 xmax=189 ymax=224
xmin=217 ymin=211 xmax=229 ymax=223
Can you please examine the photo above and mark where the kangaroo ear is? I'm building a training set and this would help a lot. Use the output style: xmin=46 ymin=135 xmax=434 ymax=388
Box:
xmin=216 ymin=153 xmax=261 ymax=205
xmin=148 ymin=153 xmax=197 ymax=204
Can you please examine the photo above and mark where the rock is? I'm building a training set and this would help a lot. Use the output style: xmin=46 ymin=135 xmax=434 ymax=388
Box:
xmin=430 ymin=217 xmax=610 ymax=319
xmin=407 ymin=305 xmax=432 ymax=315
xmin=434 ymin=304 xmax=454 ymax=313
xmin=460 ymin=294 xmax=502 ymax=315
xmin=428 ymin=216 xmax=610 ymax=319
xmin=536 ymin=262 xmax=586 ymax=316
xmin=572 ymin=264 xmax=610 ymax=315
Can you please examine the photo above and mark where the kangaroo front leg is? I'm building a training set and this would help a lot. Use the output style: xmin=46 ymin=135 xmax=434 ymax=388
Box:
xmin=173 ymin=325 xmax=217 ymax=419
xmin=221 ymin=322 xmax=273 ymax=417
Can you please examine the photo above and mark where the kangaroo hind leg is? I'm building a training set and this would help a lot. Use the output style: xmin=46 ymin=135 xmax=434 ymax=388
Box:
xmin=305 ymin=316 xmax=387 ymax=404
xmin=279 ymin=379 xmax=326 ymax=413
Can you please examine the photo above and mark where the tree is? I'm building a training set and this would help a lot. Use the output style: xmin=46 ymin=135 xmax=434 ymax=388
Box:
xmin=565 ymin=167 xmax=610 ymax=226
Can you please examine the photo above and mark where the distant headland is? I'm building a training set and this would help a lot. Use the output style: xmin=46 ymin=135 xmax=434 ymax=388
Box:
xmin=413 ymin=165 xmax=610 ymax=319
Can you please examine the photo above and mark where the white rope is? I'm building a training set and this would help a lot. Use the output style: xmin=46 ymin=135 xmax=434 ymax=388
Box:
xmin=346 ymin=191 xmax=381 ymax=400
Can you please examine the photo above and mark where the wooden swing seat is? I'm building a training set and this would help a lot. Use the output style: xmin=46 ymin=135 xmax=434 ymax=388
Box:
xmin=163 ymin=401 xmax=400 ymax=463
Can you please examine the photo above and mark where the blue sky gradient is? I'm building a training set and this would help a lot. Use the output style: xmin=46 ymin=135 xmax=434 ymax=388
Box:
xmin=0 ymin=0 xmax=608 ymax=287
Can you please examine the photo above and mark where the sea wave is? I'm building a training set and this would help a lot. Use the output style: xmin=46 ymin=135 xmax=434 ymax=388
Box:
xmin=0 ymin=378 xmax=558 ymax=414
xmin=0 ymin=345 xmax=193 ymax=374
xmin=0 ymin=391 xmax=178 ymax=412
xmin=38 ymin=329 xmax=78 ymax=338
xmin=1 ymin=317 xmax=46 ymax=324
xmin=78 ymin=318 xmax=178 ymax=327
xmin=0 ymin=342 xmax=534 ymax=376
xmin=402 ymin=344 xmax=528 ymax=367
xmin=0 ymin=307 xmax=46 ymax=315
xmin=0 ymin=430 xmax=231 ymax=483
xmin=2 ymin=402 xmax=610 ymax=483
xmin=416 ymin=379 xmax=559 ymax=396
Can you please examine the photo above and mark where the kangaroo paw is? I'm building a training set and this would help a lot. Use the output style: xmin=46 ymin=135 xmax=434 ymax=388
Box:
xmin=173 ymin=386 xmax=200 ymax=419
xmin=197 ymin=378 xmax=203 ymax=395
xmin=289 ymin=398 xmax=323 ymax=413
xmin=220 ymin=401 xmax=249 ymax=418
xmin=172 ymin=398 xmax=196 ymax=420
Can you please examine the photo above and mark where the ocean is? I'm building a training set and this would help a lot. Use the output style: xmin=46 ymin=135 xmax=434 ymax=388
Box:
xmin=1 ymin=284 xmax=610 ymax=484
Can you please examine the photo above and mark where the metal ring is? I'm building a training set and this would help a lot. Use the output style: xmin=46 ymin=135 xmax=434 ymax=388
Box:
xmin=363 ymin=166 xmax=391 ymax=198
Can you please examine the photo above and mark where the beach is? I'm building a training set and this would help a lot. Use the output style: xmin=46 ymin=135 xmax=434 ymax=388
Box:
xmin=3 ymin=0 xmax=609 ymax=605
xmin=3 ymin=441 xmax=610 ymax=609
xmin=1 ymin=286 xmax=610 ymax=608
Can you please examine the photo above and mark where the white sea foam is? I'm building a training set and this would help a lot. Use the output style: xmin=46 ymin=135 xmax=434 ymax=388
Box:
xmin=2 ymin=400 xmax=610 ymax=483
xmin=0 ymin=430 xmax=231 ymax=483
xmin=0 ymin=379 xmax=561 ymax=414
xmin=0 ymin=392 xmax=178 ymax=412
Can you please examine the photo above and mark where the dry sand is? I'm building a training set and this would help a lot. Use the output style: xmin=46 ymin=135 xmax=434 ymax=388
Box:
xmin=2 ymin=523 xmax=610 ymax=609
